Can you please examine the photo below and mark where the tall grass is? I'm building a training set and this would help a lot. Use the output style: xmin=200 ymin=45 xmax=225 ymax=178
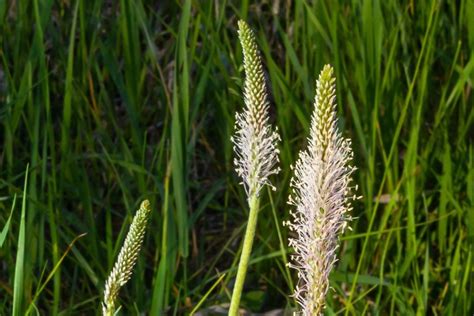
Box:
xmin=0 ymin=0 xmax=473 ymax=314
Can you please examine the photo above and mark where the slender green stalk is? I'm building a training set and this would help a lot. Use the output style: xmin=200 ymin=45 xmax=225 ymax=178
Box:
xmin=229 ymin=195 xmax=259 ymax=315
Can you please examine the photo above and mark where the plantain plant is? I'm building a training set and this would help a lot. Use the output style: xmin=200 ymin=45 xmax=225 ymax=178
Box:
xmin=228 ymin=20 xmax=281 ymax=315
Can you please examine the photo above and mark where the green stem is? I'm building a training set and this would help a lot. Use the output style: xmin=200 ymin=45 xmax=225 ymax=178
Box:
xmin=229 ymin=194 xmax=260 ymax=315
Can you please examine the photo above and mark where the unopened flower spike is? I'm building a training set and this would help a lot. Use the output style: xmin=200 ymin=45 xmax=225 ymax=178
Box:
xmin=102 ymin=200 xmax=152 ymax=316
xmin=286 ymin=65 xmax=357 ymax=315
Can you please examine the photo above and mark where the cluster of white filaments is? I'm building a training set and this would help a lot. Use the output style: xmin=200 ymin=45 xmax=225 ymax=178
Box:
xmin=231 ymin=20 xmax=280 ymax=197
xmin=103 ymin=200 xmax=151 ymax=316
xmin=286 ymin=65 xmax=357 ymax=315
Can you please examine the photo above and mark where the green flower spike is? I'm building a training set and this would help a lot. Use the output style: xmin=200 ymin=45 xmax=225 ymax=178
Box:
xmin=102 ymin=200 xmax=152 ymax=316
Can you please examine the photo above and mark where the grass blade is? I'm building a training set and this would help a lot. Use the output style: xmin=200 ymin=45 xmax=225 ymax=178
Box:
xmin=0 ymin=195 xmax=16 ymax=248
xmin=12 ymin=165 xmax=29 ymax=316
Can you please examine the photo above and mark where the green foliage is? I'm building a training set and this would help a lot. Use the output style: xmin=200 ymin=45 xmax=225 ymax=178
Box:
xmin=0 ymin=1 xmax=472 ymax=315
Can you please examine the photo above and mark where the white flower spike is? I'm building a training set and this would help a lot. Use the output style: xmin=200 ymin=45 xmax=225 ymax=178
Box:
xmin=231 ymin=20 xmax=281 ymax=198
xmin=287 ymin=65 xmax=356 ymax=315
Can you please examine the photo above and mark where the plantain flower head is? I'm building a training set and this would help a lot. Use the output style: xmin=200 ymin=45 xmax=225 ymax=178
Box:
xmin=102 ymin=200 xmax=152 ymax=316
xmin=231 ymin=20 xmax=280 ymax=197
xmin=286 ymin=65 xmax=356 ymax=315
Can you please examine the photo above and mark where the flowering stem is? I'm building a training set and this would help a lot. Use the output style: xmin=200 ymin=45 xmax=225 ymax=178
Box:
xmin=229 ymin=193 xmax=260 ymax=316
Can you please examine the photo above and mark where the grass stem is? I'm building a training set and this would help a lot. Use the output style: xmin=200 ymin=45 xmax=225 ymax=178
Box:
xmin=229 ymin=194 xmax=259 ymax=315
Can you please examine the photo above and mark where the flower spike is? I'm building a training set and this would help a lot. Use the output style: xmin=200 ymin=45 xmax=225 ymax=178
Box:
xmin=286 ymin=65 xmax=357 ymax=315
xmin=102 ymin=200 xmax=152 ymax=316
xmin=228 ymin=20 xmax=281 ymax=315
xmin=231 ymin=20 xmax=281 ymax=197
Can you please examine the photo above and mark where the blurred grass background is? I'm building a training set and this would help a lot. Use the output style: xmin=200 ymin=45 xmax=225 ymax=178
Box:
xmin=0 ymin=0 xmax=473 ymax=314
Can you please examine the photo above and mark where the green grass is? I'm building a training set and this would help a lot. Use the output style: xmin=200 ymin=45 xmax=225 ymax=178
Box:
xmin=0 ymin=0 xmax=473 ymax=314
